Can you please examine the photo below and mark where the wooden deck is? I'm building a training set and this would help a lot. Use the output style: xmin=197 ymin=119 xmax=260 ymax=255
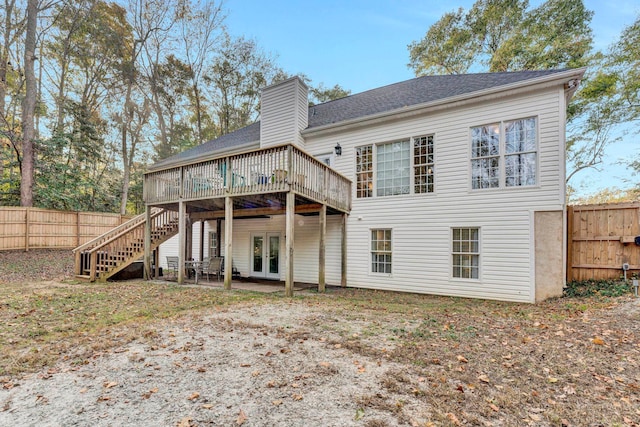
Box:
xmin=144 ymin=144 xmax=352 ymax=214
xmin=143 ymin=143 xmax=352 ymax=296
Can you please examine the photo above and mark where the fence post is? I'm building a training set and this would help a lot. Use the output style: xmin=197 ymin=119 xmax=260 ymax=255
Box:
xmin=24 ymin=207 xmax=30 ymax=252
xmin=566 ymin=205 xmax=574 ymax=282
xmin=76 ymin=211 xmax=81 ymax=247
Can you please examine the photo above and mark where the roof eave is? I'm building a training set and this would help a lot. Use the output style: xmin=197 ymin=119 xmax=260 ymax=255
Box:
xmin=302 ymin=68 xmax=587 ymax=138
xmin=146 ymin=140 xmax=260 ymax=174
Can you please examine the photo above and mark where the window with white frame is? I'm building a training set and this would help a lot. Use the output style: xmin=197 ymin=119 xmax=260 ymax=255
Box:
xmin=452 ymin=227 xmax=479 ymax=279
xmin=355 ymin=135 xmax=435 ymax=198
xmin=413 ymin=135 xmax=435 ymax=193
xmin=371 ymin=229 xmax=392 ymax=274
xmin=471 ymin=117 xmax=537 ymax=189
xmin=209 ymin=231 xmax=217 ymax=257
xmin=356 ymin=145 xmax=373 ymax=198
xmin=505 ymin=118 xmax=537 ymax=186
xmin=377 ymin=140 xmax=410 ymax=196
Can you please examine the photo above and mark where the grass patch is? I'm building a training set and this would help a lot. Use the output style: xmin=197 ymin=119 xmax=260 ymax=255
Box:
xmin=0 ymin=281 xmax=271 ymax=376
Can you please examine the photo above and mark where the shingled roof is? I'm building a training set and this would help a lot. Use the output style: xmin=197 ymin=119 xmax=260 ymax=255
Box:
xmin=149 ymin=69 xmax=573 ymax=171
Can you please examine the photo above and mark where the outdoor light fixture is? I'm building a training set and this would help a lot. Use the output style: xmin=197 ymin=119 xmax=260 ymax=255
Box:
xmin=334 ymin=143 xmax=342 ymax=156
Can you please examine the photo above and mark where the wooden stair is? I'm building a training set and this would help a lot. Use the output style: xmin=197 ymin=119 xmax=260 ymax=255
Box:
xmin=73 ymin=208 xmax=179 ymax=281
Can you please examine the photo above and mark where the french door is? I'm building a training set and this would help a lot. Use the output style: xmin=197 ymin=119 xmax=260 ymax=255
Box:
xmin=251 ymin=233 xmax=280 ymax=279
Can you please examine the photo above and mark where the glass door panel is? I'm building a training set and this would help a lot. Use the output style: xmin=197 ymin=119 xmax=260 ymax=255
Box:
xmin=268 ymin=235 xmax=280 ymax=277
xmin=252 ymin=235 xmax=264 ymax=276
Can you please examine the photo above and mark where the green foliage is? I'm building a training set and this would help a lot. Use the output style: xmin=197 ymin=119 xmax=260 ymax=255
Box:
xmin=310 ymin=83 xmax=351 ymax=105
xmin=564 ymin=279 xmax=631 ymax=298
xmin=408 ymin=0 xmax=593 ymax=76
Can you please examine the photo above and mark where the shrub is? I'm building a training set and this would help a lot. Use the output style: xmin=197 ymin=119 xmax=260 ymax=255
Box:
xmin=563 ymin=279 xmax=632 ymax=298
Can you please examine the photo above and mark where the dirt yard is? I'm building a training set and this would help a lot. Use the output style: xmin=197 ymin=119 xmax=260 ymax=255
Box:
xmin=0 ymin=250 xmax=639 ymax=426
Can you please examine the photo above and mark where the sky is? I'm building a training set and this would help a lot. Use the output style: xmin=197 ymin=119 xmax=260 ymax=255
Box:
xmin=224 ymin=0 xmax=640 ymax=197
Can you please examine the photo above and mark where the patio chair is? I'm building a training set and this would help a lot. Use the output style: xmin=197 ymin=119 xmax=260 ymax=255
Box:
xmin=220 ymin=256 xmax=241 ymax=279
xmin=200 ymin=256 xmax=223 ymax=281
xmin=166 ymin=256 xmax=179 ymax=277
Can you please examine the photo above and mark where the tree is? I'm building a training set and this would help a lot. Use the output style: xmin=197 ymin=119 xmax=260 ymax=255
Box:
xmin=408 ymin=0 xmax=598 ymax=184
xmin=310 ymin=83 xmax=351 ymax=105
xmin=20 ymin=0 xmax=36 ymax=207
xmin=179 ymin=0 xmax=224 ymax=144
xmin=409 ymin=0 xmax=592 ymax=75
xmin=205 ymin=33 xmax=282 ymax=136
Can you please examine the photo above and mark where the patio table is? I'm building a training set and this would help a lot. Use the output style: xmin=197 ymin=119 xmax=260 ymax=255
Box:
xmin=184 ymin=260 xmax=202 ymax=284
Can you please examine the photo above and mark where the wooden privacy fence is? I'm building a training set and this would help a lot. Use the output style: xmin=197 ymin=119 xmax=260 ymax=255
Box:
xmin=567 ymin=202 xmax=640 ymax=281
xmin=0 ymin=207 xmax=132 ymax=251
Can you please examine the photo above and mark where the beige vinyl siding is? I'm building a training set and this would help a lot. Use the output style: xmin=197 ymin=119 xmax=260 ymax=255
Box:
xmin=306 ymin=84 xmax=565 ymax=302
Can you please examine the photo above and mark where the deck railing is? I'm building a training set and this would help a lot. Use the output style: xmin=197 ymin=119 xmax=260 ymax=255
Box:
xmin=144 ymin=144 xmax=352 ymax=212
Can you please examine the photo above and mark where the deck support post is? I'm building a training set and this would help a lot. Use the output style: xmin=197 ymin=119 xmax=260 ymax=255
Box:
xmin=186 ymin=217 xmax=193 ymax=262
xmin=178 ymin=199 xmax=186 ymax=285
xmin=216 ymin=219 xmax=222 ymax=257
xmin=341 ymin=212 xmax=347 ymax=287
xmin=318 ymin=204 xmax=326 ymax=293
xmin=199 ymin=220 xmax=205 ymax=262
xmin=224 ymin=196 xmax=233 ymax=290
xmin=143 ymin=206 xmax=151 ymax=280
xmin=285 ymin=191 xmax=295 ymax=297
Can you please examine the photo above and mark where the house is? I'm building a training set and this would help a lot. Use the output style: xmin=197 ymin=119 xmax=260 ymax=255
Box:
xmin=140 ymin=68 xmax=585 ymax=303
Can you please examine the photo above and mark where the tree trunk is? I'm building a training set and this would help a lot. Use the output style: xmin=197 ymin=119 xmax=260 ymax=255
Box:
xmin=20 ymin=0 xmax=37 ymax=207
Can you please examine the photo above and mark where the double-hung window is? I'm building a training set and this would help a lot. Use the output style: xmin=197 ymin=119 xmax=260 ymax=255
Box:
xmin=471 ymin=117 xmax=537 ymax=189
xmin=452 ymin=227 xmax=479 ymax=279
xmin=356 ymin=135 xmax=435 ymax=198
xmin=371 ymin=229 xmax=392 ymax=274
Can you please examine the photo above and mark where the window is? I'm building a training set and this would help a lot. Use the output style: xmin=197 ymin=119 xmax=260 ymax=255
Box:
xmin=355 ymin=135 xmax=435 ymax=198
xmin=505 ymin=118 xmax=537 ymax=186
xmin=413 ymin=135 xmax=434 ymax=193
xmin=356 ymin=145 xmax=373 ymax=198
xmin=471 ymin=124 xmax=500 ymax=189
xmin=209 ymin=231 xmax=217 ymax=257
xmin=377 ymin=140 xmax=410 ymax=196
xmin=452 ymin=227 xmax=479 ymax=279
xmin=471 ymin=118 xmax=537 ymax=189
xmin=316 ymin=153 xmax=334 ymax=167
xmin=371 ymin=229 xmax=392 ymax=274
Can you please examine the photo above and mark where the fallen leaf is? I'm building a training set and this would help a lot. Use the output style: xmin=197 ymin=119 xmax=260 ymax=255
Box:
xmin=202 ymin=404 xmax=214 ymax=409
xmin=177 ymin=416 xmax=193 ymax=427
xmin=103 ymin=381 xmax=118 ymax=389
xmin=280 ymin=348 xmax=291 ymax=354
xmin=478 ymin=374 xmax=490 ymax=383
xmin=319 ymin=362 xmax=332 ymax=368
xmin=292 ymin=394 xmax=303 ymax=401
xmin=187 ymin=392 xmax=200 ymax=401
xmin=592 ymin=337 xmax=605 ymax=345
xmin=240 ymin=363 xmax=251 ymax=367
xmin=272 ymin=400 xmax=283 ymax=406
xmin=354 ymin=407 xmax=365 ymax=421
xmin=237 ymin=409 xmax=247 ymax=425
xmin=489 ymin=403 xmax=499 ymax=412
xmin=446 ymin=412 xmax=461 ymax=426
xmin=251 ymin=370 xmax=261 ymax=377
xmin=456 ymin=355 xmax=468 ymax=363
xmin=548 ymin=377 xmax=559 ymax=383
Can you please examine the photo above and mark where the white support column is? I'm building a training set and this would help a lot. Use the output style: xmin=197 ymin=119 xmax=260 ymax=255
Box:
xmin=178 ymin=200 xmax=186 ymax=285
xmin=143 ymin=206 xmax=151 ymax=280
xmin=318 ymin=204 xmax=326 ymax=293
xmin=224 ymin=196 xmax=233 ymax=290
xmin=341 ymin=212 xmax=347 ymax=287
xmin=285 ymin=191 xmax=295 ymax=297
